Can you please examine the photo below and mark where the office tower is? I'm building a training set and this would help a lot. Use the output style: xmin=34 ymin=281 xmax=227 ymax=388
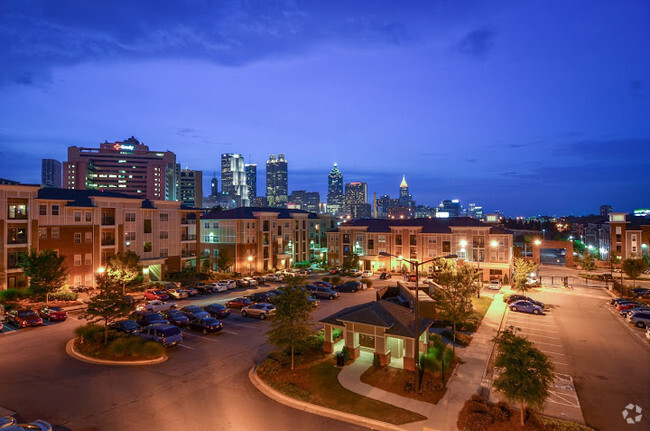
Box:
xmin=41 ymin=159 xmax=62 ymax=188
xmin=179 ymin=168 xmax=203 ymax=208
xmin=439 ymin=199 xmax=462 ymax=217
xmin=288 ymin=190 xmax=320 ymax=213
xmin=345 ymin=182 xmax=367 ymax=205
xmin=327 ymin=163 xmax=344 ymax=215
xmin=64 ymin=137 xmax=177 ymax=200
xmin=600 ymin=205 xmax=612 ymax=217
xmin=398 ymin=175 xmax=413 ymax=207
xmin=245 ymin=164 xmax=257 ymax=199
xmin=266 ymin=154 xmax=288 ymax=208
xmin=211 ymin=176 xmax=218 ymax=197
xmin=468 ymin=203 xmax=483 ymax=219
xmin=221 ymin=153 xmax=249 ymax=207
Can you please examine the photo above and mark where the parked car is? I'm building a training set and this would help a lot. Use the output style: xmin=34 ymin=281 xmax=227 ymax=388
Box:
xmin=335 ymin=281 xmax=361 ymax=293
xmin=265 ymin=274 xmax=282 ymax=282
xmin=505 ymin=295 xmax=545 ymax=308
xmin=0 ymin=416 xmax=16 ymax=428
xmin=329 ymin=267 xmax=340 ymax=275
xmin=488 ymin=280 xmax=502 ymax=290
xmin=188 ymin=317 xmax=223 ymax=334
xmin=194 ymin=284 xmax=212 ymax=295
xmin=609 ymin=297 xmax=633 ymax=305
xmin=179 ymin=305 xmax=210 ymax=320
xmin=379 ymin=272 xmax=392 ymax=280
xmin=185 ymin=287 xmax=198 ymax=296
xmin=38 ymin=306 xmax=68 ymax=321
xmin=254 ymin=276 xmax=267 ymax=285
xmin=225 ymin=297 xmax=253 ymax=309
xmin=136 ymin=323 xmax=182 ymax=346
xmin=137 ymin=300 xmax=177 ymax=313
xmin=631 ymin=287 xmax=650 ymax=295
xmin=248 ymin=292 xmax=275 ymax=303
xmin=6 ymin=309 xmax=43 ymax=328
xmin=133 ymin=311 xmax=169 ymax=326
xmin=143 ymin=289 xmax=170 ymax=301
xmin=311 ymin=286 xmax=339 ymax=300
xmin=627 ymin=311 xmax=650 ymax=328
xmin=620 ymin=306 xmax=650 ymax=317
xmin=616 ymin=301 xmax=644 ymax=312
xmin=203 ymin=303 xmax=231 ymax=319
xmin=221 ymin=280 xmax=237 ymax=289
xmin=209 ymin=283 xmax=228 ymax=293
xmin=384 ymin=295 xmax=410 ymax=308
xmin=509 ymin=300 xmax=545 ymax=315
xmin=314 ymin=281 xmax=334 ymax=289
xmin=243 ymin=277 xmax=258 ymax=286
xmin=406 ymin=273 xmax=418 ymax=282
xmin=308 ymin=297 xmax=320 ymax=308
xmin=2 ymin=419 xmax=53 ymax=431
xmin=70 ymin=285 xmax=90 ymax=293
xmin=161 ymin=309 xmax=190 ymax=327
xmin=241 ymin=303 xmax=276 ymax=319
xmin=166 ymin=288 xmax=189 ymax=299
xmin=361 ymin=270 xmax=373 ymax=278
xmin=110 ymin=319 xmax=140 ymax=334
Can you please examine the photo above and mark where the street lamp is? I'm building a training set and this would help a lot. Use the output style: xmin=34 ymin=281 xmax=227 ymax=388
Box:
xmin=97 ymin=266 xmax=106 ymax=288
xmin=379 ymin=251 xmax=457 ymax=393
xmin=247 ymin=255 xmax=253 ymax=275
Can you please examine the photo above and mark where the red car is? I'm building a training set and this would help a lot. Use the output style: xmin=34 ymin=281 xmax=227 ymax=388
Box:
xmin=329 ymin=267 xmax=340 ymax=275
xmin=144 ymin=289 xmax=170 ymax=301
xmin=7 ymin=309 xmax=43 ymax=328
xmin=616 ymin=302 xmax=644 ymax=311
xmin=38 ymin=306 xmax=68 ymax=321
xmin=225 ymin=297 xmax=252 ymax=309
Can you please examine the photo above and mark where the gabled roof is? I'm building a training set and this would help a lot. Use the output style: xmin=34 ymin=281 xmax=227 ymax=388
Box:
xmin=320 ymin=300 xmax=431 ymax=338
xmin=339 ymin=217 xmax=512 ymax=235
xmin=36 ymin=187 xmax=160 ymax=208
xmin=201 ymin=206 xmax=320 ymax=220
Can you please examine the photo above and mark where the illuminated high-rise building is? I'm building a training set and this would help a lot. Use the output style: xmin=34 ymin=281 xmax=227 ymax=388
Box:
xmin=266 ymin=154 xmax=288 ymax=207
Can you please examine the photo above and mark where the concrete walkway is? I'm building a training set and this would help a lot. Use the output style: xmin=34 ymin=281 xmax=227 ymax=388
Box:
xmin=337 ymin=294 xmax=507 ymax=431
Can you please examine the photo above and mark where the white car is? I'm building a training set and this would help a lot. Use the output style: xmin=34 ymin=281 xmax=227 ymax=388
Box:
xmin=352 ymin=270 xmax=363 ymax=277
xmin=361 ymin=270 xmax=373 ymax=278
xmin=266 ymin=274 xmax=282 ymax=282
xmin=243 ymin=277 xmax=258 ymax=286
xmin=488 ymin=280 xmax=502 ymax=290
xmin=209 ymin=283 xmax=228 ymax=293
xmin=138 ymin=300 xmax=177 ymax=313
xmin=166 ymin=288 xmax=189 ymax=299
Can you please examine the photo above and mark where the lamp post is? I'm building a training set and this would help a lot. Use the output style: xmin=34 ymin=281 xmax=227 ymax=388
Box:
xmin=379 ymin=251 xmax=457 ymax=393
xmin=97 ymin=266 xmax=106 ymax=289
xmin=248 ymin=255 xmax=253 ymax=276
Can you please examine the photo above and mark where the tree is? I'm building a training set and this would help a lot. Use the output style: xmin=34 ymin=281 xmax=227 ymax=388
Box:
xmin=512 ymin=258 xmax=537 ymax=294
xmin=201 ymin=257 xmax=211 ymax=272
xmin=582 ymin=252 xmax=596 ymax=276
xmin=216 ymin=249 xmax=233 ymax=272
xmin=83 ymin=274 xmax=134 ymax=344
xmin=492 ymin=328 xmax=555 ymax=426
xmin=266 ymin=276 xmax=314 ymax=370
xmin=622 ymin=259 xmax=648 ymax=287
xmin=342 ymin=253 xmax=360 ymax=272
xmin=18 ymin=249 xmax=69 ymax=303
xmin=433 ymin=263 xmax=476 ymax=351
xmin=107 ymin=251 xmax=141 ymax=295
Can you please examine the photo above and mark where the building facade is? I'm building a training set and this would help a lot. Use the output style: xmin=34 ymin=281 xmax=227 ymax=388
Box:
xmin=179 ymin=168 xmax=203 ymax=208
xmin=221 ymin=153 xmax=249 ymax=207
xmin=64 ymin=137 xmax=178 ymax=201
xmin=41 ymin=159 xmax=62 ymax=188
xmin=327 ymin=163 xmax=344 ymax=215
xmin=327 ymin=218 xmax=513 ymax=281
xmin=609 ymin=213 xmax=650 ymax=259
xmin=245 ymin=164 xmax=257 ymax=200
xmin=266 ymin=154 xmax=288 ymax=208
xmin=288 ymin=190 xmax=320 ymax=213
xmin=0 ymin=185 xmax=195 ymax=291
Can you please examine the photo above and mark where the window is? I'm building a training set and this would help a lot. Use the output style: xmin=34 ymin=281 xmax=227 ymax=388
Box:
xmin=74 ymin=211 xmax=81 ymax=222
xmin=395 ymin=235 xmax=402 ymax=245
xmin=52 ymin=205 xmax=59 ymax=216
xmin=74 ymin=254 xmax=82 ymax=266
xmin=39 ymin=205 xmax=47 ymax=216
xmin=85 ymin=274 xmax=93 ymax=285
xmin=343 ymin=234 xmax=350 ymax=244
xmin=125 ymin=212 xmax=136 ymax=222
xmin=39 ymin=228 xmax=47 ymax=239
xmin=74 ymin=233 xmax=81 ymax=244
xmin=205 ymin=222 xmax=210 ymax=229
xmin=428 ymin=237 xmax=437 ymax=244
xmin=442 ymin=241 xmax=451 ymax=253
xmin=8 ymin=201 xmax=27 ymax=219
xmin=160 ymin=248 xmax=169 ymax=258
xmin=160 ymin=231 xmax=169 ymax=239
xmin=143 ymin=242 xmax=152 ymax=252
xmin=213 ymin=249 xmax=219 ymax=257
xmin=378 ymin=236 xmax=386 ymax=243
xmin=144 ymin=219 xmax=152 ymax=233
xmin=159 ymin=213 xmax=169 ymax=222
xmin=85 ymin=232 xmax=92 ymax=243
xmin=126 ymin=231 xmax=136 ymax=241
xmin=213 ymin=222 xmax=219 ymax=229
xmin=368 ymin=239 xmax=374 ymax=249
xmin=85 ymin=212 xmax=92 ymax=222
xmin=51 ymin=227 xmax=59 ymax=239
xmin=85 ymin=253 xmax=92 ymax=265
xmin=74 ymin=275 xmax=82 ymax=287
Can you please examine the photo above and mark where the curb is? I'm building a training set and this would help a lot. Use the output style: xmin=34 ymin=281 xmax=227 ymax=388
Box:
xmin=478 ymin=294 xmax=509 ymax=398
xmin=248 ymin=366 xmax=406 ymax=431
xmin=66 ymin=338 xmax=168 ymax=366
xmin=602 ymin=287 xmax=617 ymax=299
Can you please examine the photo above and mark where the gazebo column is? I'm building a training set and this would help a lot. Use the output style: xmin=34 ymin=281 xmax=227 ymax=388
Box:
xmin=322 ymin=324 xmax=334 ymax=353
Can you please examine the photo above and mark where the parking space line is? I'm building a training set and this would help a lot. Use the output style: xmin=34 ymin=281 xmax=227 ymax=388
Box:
xmin=178 ymin=343 xmax=195 ymax=349
xmin=226 ymin=322 xmax=257 ymax=328
xmin=222 ymin=330 xmax=238 ymax=335
xmin=520 ymin=333 xmax=562 ymax=341
xmin=182 ymin=332 xmax=221 ymax=343
xmin=540 ymin=349 xmax=567 ymax=356
xmin=530 ymin=340 xmax=564 ymax=347
xmin=506 ymin=318 xmax=557 ymax=327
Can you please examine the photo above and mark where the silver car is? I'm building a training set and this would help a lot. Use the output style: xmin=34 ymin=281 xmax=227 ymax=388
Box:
xmin=627 ymin=311 xmax=650 ymax=328
xmin=241 ymin=303 xmax=276 ymax=320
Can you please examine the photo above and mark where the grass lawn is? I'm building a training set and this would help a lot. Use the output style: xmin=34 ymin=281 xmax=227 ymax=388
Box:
xmin=261 ymin=360 xmax=427 ymax=425
xmin=74 ymin=338 xmax=164 ymax=361
xmin=360 ymin=365 xmax=454 ymax=405
xmin=471 ymin=296 xmax=493 ymax=322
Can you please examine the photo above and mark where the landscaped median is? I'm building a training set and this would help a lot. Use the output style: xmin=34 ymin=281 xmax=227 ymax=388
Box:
xmin=251 ymin=352 xmax=426 ymax=428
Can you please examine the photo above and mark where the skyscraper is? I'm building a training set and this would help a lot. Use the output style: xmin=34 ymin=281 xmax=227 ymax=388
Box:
xmin=210 ymin=175 xmax=218 ymax=197
xmin=398 ymin=175 xmax=413 ymax=207
xmin=245 ymin=164 xmax=257 ymax=199
xmin=345 ymin=182 xmax=371 ymax=218
xmin=179 ymin=168 xmax=203 ymax=208
xmin=266 ymin=154 xmax=288 ymax=208
xmin=64 ymin=137 xmax=177 ymax=200
xmin=600 ymin=204 xmax=612 ymax=217
xmin=327 ymin=163 xmax=344 ymax=215
xmin=221 ymin=153 xmax=249 ymax=207
xmin=41 ymin=159 xmax=62 ymax=188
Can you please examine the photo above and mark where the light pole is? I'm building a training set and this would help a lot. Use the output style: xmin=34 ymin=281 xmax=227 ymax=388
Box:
xmin=379 ymin=251 xmax=457 ymax=393
xmin=248 ymin=255 xmax=253 ymax=276
xmin=97 ymin=266 xmax=106 ymax=289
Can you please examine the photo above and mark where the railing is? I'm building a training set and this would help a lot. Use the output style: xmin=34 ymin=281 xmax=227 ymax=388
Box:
xmin=181 ymin=234 xmax=196 ymax=241
xmin=101 ymin=238 xmax=115 ymax=246
xmin=181 ymin=250 xmax=196 ymax=257
xmin=101 ymin=217 xmax=115 ymax=226
xmin=7 ymin=236 xmax=27 ymax=245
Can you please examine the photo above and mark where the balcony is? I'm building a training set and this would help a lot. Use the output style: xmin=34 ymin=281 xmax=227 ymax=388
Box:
xmin=181 ymin=249 xmax=196 ymax=257
xmin=181 ymin=234 xmax=196 ymax=241
xmin=101 ymin=238 xmax=116 ymax=246
xmin=101 ymin=216 xmax=115 ymax=226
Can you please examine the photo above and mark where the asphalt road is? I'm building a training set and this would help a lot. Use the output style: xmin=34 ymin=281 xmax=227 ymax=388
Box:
xmin=0 ymin=278 xmax=383 ymax=431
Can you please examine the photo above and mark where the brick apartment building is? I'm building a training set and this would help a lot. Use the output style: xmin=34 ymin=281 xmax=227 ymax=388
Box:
xmin=0 ymin=184 xmax=195 ymax=291
xmin=327 ymin=217 xmax=513 ymax=281
xmin=609 ymin=212 xmax=650 ymax=259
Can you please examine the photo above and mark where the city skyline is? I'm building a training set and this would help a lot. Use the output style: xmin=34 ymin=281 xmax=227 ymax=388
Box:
xmin=1 ymin=1 xmax=649 ymax=216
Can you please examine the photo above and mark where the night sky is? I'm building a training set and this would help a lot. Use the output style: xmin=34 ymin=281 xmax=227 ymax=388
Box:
xmin=1 ymin=1 xmax=648 ymax=216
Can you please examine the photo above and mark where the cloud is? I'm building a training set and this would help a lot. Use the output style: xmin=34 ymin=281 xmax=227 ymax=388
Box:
xmin=456 ymin=27 xmax=495 ymax=59
xmin=553 ymin=138 xmax=650 ymax=160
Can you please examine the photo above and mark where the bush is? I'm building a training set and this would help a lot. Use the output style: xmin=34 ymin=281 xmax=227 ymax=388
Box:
xmin=275 ymin=382 xmax=311 ymax=401
xmin=331 ymin=276 xmax=342 ymax=285
xmin=139 ymin=340 xmax=165 ymax=357
xmin=0 ymin=288 xmax=30 ymax=302
xmin=300 ymin=334 xmax=324 ymax=353
xmin=443 ymin=348 xmax=455 ymax=367
xmin=421 ymin=351 xmax=441 ymax=373
xmin=75 ymin=324 xmax=105 ymax=343
xmin=460 ymin=316 xmax=479 ymax=332
xmin=341 ymin=346 xmax=351 ymax=361
xmin=50 ymin=287 xmax=78 ymax=301
xmin=457 ymin=395 xmax=514 ymax=431
xmin=429 ymin=333 xmax=445 ymax=353
xmin=360 ymin=279 xmax=373 ymax=288
xmin=258 ymin=358 xmax=282 ymax=377
xmin=321 ymin=276 xmax=331 ymax=283
xmin=267 ymin=350 xmax=291 ymax=366
xmin=332 ymin=328 xmax=343 ymax=340
xmin=441 ymin=330 xmax=471 ymax=347
xmin=373 ymin=353 xmax=381 ymax=368
xmin=503 ymin=274 xmax=509 ymax=285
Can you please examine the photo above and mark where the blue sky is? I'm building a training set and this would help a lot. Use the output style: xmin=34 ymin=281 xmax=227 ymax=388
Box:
xmin=1 ymin=0 xmax=648 ymax=216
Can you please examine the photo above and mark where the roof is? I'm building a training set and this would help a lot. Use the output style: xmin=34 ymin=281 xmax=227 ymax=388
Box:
xmin=320 ymin=300 xmax=431 ymax=337
xmin=37 ymin=188 xmax=149 ymax=207
xmin=339 ymin=217 xmax=512 ymax=235
xmin=201 ymin=206 xmax=320 ymax=220
xmin=400 ymin=175 xmax=408 ymax=188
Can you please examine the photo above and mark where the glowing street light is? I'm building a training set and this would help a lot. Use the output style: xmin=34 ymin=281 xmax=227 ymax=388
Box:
xmin=247 ymin=255 xmax=253 ymax=275
xmin=534 ymin=239 xmax=542 ymax=246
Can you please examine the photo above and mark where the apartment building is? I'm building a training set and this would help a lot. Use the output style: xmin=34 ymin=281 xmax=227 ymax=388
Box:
xmin=197 ymin=207 xmax=336 ymax=274
xmin=609 ymin=213 xmax=650 ymax=259
xmin=327 ymin=217 xmax=513 ymax=281
xmin=0 ymin=184 xmax=195 ymax=291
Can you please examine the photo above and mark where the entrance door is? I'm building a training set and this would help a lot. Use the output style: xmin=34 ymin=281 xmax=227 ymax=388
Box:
xmin=364 ymin=260 xmax=371 ymax=270
xmin=388 ymin=337 xmax=403 ymax=358
xmin=359 ymin=334 xmax=375 ymax=349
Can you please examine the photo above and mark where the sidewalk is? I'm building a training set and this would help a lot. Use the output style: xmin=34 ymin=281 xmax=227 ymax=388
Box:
xmin=337 ymin=294 xmax=507 ymax=431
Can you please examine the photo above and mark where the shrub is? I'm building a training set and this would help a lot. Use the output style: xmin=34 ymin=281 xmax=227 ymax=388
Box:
xmin=441 ymin=330 xmax=471 ymax=347
xmin=360 ymin=279 xmax=373 ymax=288
xmin=421 ymin=351 xmax=441 ymax=373
xmin=341 ymin=346 xmax=351 ymax=361
xmin=429 ymin=333 xmax=445 ymax=353
xmin=300 ymin=334 xmax=324 ymax=353
xmin=503 ymin=274 xmax=509 ymax=285
xmin=75 ymin=324 xmax=105 ymax=343
xmin=258 ymin=358 xmax=282 ymax=377
xmin=373 ymin=353 xmax=381 ymax=368
xmin=139 ymin=341 xmax=164 ymax=357
xmin=108 ymin=337 xmax=132 ymax=356
xmin=0 ymin=288 xmax=30 ymax=302
xmin=332 ymin=328 xmax=343 ymax=340
xmin=267 ymin=350 xmax=291 ymax=366
xmin=443 ymin=348 xmax=455 ymax=367
xmin=460 ymin=316 xmax=479 ymax=332
xmin=457 ymin=395 xmax=515 ymax=431
xmin=50 ymin=287 xmax=78 ymax=301
xmin=276 ymin=382 xmax=311 ymax=401
xmin=322 ymin=276 xmax=331 ymax=283
xmin=331 ymin=276 xmax=342 ymax=285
